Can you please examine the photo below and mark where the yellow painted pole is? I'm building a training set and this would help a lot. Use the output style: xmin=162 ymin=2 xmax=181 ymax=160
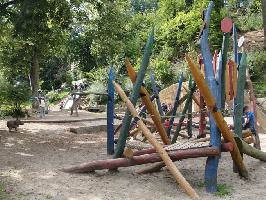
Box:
xmin=125 ymin=58 xmax=170 ymax=145
xmin=113 ymin=81 xmax=200 ymax=199
xmin=185 ymin=55 xmax=248 ymax=178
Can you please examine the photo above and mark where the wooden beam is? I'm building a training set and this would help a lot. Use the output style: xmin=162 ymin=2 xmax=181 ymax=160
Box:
xmin=186 ymin=55 xmax=248 ymax=179
xmin=113 ymin=81 xmax=199 ymax=199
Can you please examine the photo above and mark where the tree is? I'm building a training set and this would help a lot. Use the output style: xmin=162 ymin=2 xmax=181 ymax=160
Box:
xmin=0 ymin=0 xmax=72 ymax=96
xmin=262 ymin=0 xmax=266 ymax=49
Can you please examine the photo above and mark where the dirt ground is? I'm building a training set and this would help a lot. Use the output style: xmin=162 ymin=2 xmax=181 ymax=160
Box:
xmin=1 ymin=110 xmax=266 ymax=200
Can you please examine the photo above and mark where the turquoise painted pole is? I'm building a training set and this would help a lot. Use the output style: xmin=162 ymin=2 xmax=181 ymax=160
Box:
xmin=114 ymin=28 xmax=154 ymax=158
xmin=107 ymin=67 xmax=115 ymax=155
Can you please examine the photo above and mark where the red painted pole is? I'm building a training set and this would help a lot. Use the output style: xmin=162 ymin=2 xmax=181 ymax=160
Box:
xmin=62 ymin=147 xmax=220 ymax=173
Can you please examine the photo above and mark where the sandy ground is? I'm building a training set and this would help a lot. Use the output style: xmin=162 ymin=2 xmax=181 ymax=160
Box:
xmin=1 ymin=110 xmax=266 ymax=200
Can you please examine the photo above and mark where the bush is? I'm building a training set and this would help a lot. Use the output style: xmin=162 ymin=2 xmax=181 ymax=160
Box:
xmin=248 ymin=51 xmax=266 ymax=82
xmin=46 ymin=90 xmax=69 ymax=104
xmin=0 ymin=81 xmax=31 ymax=118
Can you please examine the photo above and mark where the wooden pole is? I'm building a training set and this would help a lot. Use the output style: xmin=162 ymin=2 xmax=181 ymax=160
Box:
xmin=150 ymin=71 xmax=164 ymax=117
xmin=199 ymin=56 xmax=206 ymax=138
xmin=125 ymin=59 xmax=170 ymax=145
xmin=182 ymin=85 xmax=200 ymax=106
xmin=107 ymin=67 xmax=115 ymax=154
xmin=172 ymin=83 xmax=196 ymax=143
xmin=113 ymin=81 xmax=200 ymax=199
xmin=187 ymin=76 xmax=193 ymax=138
xmin=114 ymin=28 xmax=154 ymax=158
xmin=186 ymin=55 xmax=248 ymax=179
xmin=234 ymin=53 xmax=247 ymax=139
xmin=199 ymin=2 xmax=221 ymax=192
xmin=167 ymin=73 xmax=184 ymax=137
xmin=228 ymin=60 xmax=234 ymax=100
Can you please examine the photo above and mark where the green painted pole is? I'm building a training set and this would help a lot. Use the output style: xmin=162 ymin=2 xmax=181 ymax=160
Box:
xmin=234 ymin=53 xmax=247 ymax=138
xmin=114 ymin=28 xmax=154 ymax=158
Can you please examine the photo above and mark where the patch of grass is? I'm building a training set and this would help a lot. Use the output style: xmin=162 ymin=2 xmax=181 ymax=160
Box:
xmin=195 ymin=181 xmax=205 ymax=188
xmin=0 ymin=181 xmax=7 ymax=200
xmin=215 ymin=183 xmax=232 ymax=197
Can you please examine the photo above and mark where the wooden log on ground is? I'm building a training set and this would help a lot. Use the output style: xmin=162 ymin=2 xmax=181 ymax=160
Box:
xmin=113 ymin=81 xmax=199 ymax=199
xmin=186 ymin=55 xmax=248 ymax=179
xmin=63 ymin=147 xmax=219 ymax=173
xmin=126 ymin=59 xmax=170 ymax=145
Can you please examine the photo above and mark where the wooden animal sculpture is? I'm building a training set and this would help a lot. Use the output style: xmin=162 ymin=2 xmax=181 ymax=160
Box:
xmin=7 ymin=119 xmax=24 ymax=132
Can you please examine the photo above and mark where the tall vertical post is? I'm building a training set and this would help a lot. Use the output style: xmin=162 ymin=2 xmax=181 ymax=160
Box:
xmin=220 ymin=17 xmax=233 ymax=111
xmin=234 ymin=53 xmax=247 ymax=139
xmin=228 ymin=60 xmax=234 ymax=100
xmin=107 ymin=67 xmax=115 ymax=155
xmin=166 ymin=73 xmax=184 ymax=137
xmin=114 ymin=28 xmax=154 ymax=158
xmin=199 ymin=2 xmax=221 ymax=193
xmin=233 ymin=24 xmax=239 ymax=65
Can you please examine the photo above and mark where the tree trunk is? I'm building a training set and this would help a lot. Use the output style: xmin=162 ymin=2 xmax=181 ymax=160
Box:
xmin=30 ymin=47 xmax=40 ymax=96
xmin=262 ymin=0 xmax=266 ymax=49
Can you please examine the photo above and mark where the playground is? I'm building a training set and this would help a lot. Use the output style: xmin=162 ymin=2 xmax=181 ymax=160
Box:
xmin=0 ymin=0 xmax=266 ymax=200
xmin=0 ymin=110 xmax=266 ymax=200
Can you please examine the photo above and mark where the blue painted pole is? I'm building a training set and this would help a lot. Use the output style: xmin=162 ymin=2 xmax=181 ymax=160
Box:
xmin=200 ymin=1 xmax=221 ymax=193
xmin=150 ymin=71 xmax=164 ymax=117
xmin=233 ymin=24 xmax=238 ymax=65
xmin=166 ymin=73 xmax=184 ymax=137
xmin=107 ymin=67 xmax=115 ymax=155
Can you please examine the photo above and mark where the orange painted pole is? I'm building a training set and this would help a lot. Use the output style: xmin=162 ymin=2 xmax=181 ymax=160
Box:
xmin=125 ymin=58 xmax=170 ymax=145
xmin=186 ymin=55 xmax=248 ymax=178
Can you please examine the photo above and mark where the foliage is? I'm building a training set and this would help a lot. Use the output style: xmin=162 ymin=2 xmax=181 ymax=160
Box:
xmin=0 ymin=77 xmax=31 ymax=118
xmin=248 ymin=51 xmax=266 ymax=82
xmin=46 ymin=90 xmax=69 ymax=104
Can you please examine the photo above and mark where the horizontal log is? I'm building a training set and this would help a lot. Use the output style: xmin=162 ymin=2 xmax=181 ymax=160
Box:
xmin=62 ymin=147 xmax=219 ymax=173
xmin=132 ymin=142 xmax=233 ymax=157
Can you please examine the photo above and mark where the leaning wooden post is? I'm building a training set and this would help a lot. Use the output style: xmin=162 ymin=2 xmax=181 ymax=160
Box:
xmin=220 ymin=17 xmax=233 ymax=111
xmin=114 ymin=28 xmax=154 ymax=158
xmin=246 ymin=70 xmax=261 ymax=150
xmin=186 ymin=55 xmax=248 ymax=179
xmin=107 ymin=67 xmax=115 ymax=155
xmin=125 ymin=59 xmax=170 ymax=145
xmin=150 ymin=71 xmax=164 ymax=117
xmin=172 ymin=82 xmax=196 ymax=143
xmin=199 ymin=2 xmax=221 ymax=192
xmin=187 ymin=75 xmax=193 ymax=138
xmin=167 ymin=73 xmax=184 ymax=137
xmin=113 ymin=81 xmax=200 ymax=200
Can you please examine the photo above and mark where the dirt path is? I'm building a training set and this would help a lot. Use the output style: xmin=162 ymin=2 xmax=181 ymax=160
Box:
xmin=1 ymin=111 xmax=266 ymax=200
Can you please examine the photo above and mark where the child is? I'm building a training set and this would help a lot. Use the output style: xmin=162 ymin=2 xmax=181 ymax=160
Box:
xmin=242 ymin=105 xmax=256 ymax=143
